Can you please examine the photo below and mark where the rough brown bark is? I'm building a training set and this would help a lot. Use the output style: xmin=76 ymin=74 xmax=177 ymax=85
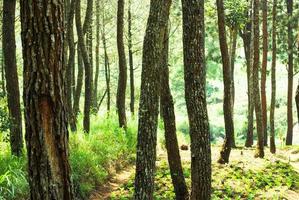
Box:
xmin=134 ymin=1 xmax=172 ymax=199
xmin=182 ymin=0 xmax=211 ymax=199
xmin=261 ymin=0 xmax=268 ymax=146
xmin=286 ymin=0 xmax=293 ymax=145
xmin=253 ymin=0 xmax=264 ymax=158
xmin=216 ymin=0 xmax=234 ymax=164
xmin=20 ymin=0 xmax=73 ymax=198
xmin=128 ymin=0 xmax=135 ymax=115
xmin=270 ymin=0 xmax=277 ymax=154
xmin=117 ymin=0 xmax=127 ymax=128
xmin=66 ymin=0 xmax=76 ymax=132
xmin=3 ymin=0 xmax=23 ymax=156
xmin=76 ymin=0 xmax=92 ymax=133
xmin=160 ymin=27 xmax=189 ymax=200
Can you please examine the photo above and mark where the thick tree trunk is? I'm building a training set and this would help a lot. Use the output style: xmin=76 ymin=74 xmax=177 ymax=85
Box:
xmin=76 ymin=0 xmax=92 ymax=133
xmin=134 ymin=1 xmax=171 ymax=199
xmin=3 ymin=0 xmax=23 ymax=156
xmin=286 ymin=0 xmax=293 ymax=145
xmin=73 ymin=47 xmax=84 ymax=119
xmin=128 ymin=0 xmax=135 ymax=115
xmin=117 ymin=0 xmax=127 ymax=128
xmin=270 ymin=0 xmax=277 ymax=154
xmin=182 ymin=0 xmax=211 ymax=199
xmin=216 ymin=0 xmax=234 ymax=164
xmin=261 ymin=0 xmax=268 ymax=146
xmin=160 ymin=27 xmax=189 ymax=200
xmin=66 ymin=0 xmax=77 ymax=132
xmin=20 ymin=1 xmax=73 ymax=199
xmin=253 ymin=0 xmax=264 ymax=158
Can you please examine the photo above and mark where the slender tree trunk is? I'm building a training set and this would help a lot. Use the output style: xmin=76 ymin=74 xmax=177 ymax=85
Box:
xmin=20 ymin=0 xmax=73 ymax=198
xmin=216 ymin=0 xmax=234 ymax=164
xmin=66 ymin=0 xmax=77 ymax=131
xmin=87 ymin=18 xmax=94 ymax=112
xmin=3 ymin=0 xmax=23 ymax=156
xmin=261 ymin=0 xmax=268 ymax=146
xmin=73 ymin=47 xmax=84 ymax=119
xmin=128 ymin=0 xmax=135 ymax=115
xmin=93 ymin=0 xmax=101 ymax=112
xmin=286 ymin=0 xmax=293 ymax=145
xmin=253 ymin=0 xmax=264 ymax=158
xmin=270 ymin=0 xmax=277 ymax=154
xmin=134 ymin=1 xmax=172 ymax=199
xmin=0 ymin=52 xmax=5 ymax=96
xmin=117 ymin=0 xmax=127 ymax=128
xmin=182 ymin=0 xmax=211 ymax=199
xmin=160 ymin=26 xmax=189 ymax=200
xmin=102 ymin=22 xmax=111 ymax=113
xmin=76 ymin=0 xmax=92 ymax=133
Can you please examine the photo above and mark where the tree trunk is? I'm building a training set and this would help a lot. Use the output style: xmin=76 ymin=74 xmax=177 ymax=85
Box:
xmin=87 ymin=18 xmax=94 ymax=112
xmin=261 ymin=0 xmax=268 ymax=146
xmin=117 ymin=0 xmax=127 ymax=128
xmin=66 ymin=0 xmax=77 ymax=132
xmin=3 ymin=0 xmax=23 ymax=156
xmin=160 ymin=26 xmax=189 ymax=200
xmin=73 ymin=47 xmax=84 ymax=119
xmin=270 ymin=0 xmax=277 ymax=154
xmin=182 ymin=0 xmax=211 ymax=199
xmin=216 ymin=0 xmax=234 ymax=164
xmin=253 ymin=0 xmax=264 ymax=158
xmin=0 ymin=52 xmax=5 ymax=96
xmin=128 ymin=0 xmax=135 ymax=115
xmin=20 ymin=1 xmax=73 ymax=198
xmin=76 ymin=0 xmax=92 ymax=133
xmin=134 ymin=1 xmax=172 ymax=199
xmin=286 ymin=0 xmax=293 ymax=145
xmin=93 ymin=0 xmax=101 ymax=112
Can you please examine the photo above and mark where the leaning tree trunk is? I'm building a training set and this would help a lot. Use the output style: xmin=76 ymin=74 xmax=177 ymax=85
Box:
xmin=3 ymin=0 xmax=23 ymax=156
xmin=270 ymin=0 xmax=277 ymax=154
xmin=182 ymin=0 xmax=211 ymax=199
xmin=128 ymin=0 xmax=135 ymax=115
xmin=20 ymin=1 xmax=73 ymax=199
xmin=76 ymin=0 xmax=92 ymax=133
xmin=261 ymin=0 xmax=268 ymax=146
xmin=216 ymin=0 xmax=234 ymax=164
xmin=66 ymin=0 xmax=77 ymax=132
xmin=286 ymin=0 xmax=293 ymax=145
xmin=160 ymin=26 xmax=189 ymax=200
xmin=134 ymin=1 xmax=172 ymax=199
xmin=253 ymin=0 xmax=264 ymax=158
xmin=117 ymin=0 xmax=127 ymax=128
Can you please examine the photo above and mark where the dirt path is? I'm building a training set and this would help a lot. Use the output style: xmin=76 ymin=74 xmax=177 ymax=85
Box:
xmin=89 ymin=166 xmax=135 ymax=200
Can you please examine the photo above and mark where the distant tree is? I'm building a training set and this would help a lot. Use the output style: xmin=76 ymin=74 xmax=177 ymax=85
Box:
xmin=20 ymin=0 xmax=73 ymax=198
xmin=216 ymin=0 xmax=234 ymax=164
xmin=160 ymin=26 xmax=189 ymax=200
xmin=261 ymin=0 xmax=268 ymax=146
xmin=73 ymin=47 xmax=84 ymax=120
xmin=286 ymin=0 xmax=294 ymax=145
xmin=128 ymin=0 xmax=135 ymax=115
xmin=270 ymin=0 xmax=277 ymax=154
xmin=117 ymin=0 xmax=127 ymax=128
xmin=253 ymin=0 xmax=264 ymax=158
xmin=134 ymin=1 xmax=171 ymax=199
xmin=3 ymin=0 xmax=23 ymax=156
xmin=182 ymin=0 xmax=211 ymax=198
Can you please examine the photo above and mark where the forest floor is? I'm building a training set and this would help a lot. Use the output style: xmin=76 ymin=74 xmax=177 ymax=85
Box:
xmin=90 ymin=145 xmax=299 ymax=200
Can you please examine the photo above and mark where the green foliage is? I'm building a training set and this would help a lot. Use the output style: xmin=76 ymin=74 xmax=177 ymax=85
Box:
xmin=0 ymin=96 xmax=10 ymax=134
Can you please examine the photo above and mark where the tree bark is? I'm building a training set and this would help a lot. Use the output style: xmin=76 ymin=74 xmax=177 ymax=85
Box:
xmin=3 ymin=0 xmax=23 ymax=156
xmin=261 ymin=0 xmax=268 ymax=146
xmin=134 ymin=1 xmax=171 ymax=199
xmin=117 ymin=0 xmax=127 ymax=128
xmin=270 ymin=0 xmax=277 ymax=154
xmin=0 ymin=52 xmax=5 ymax=96
xmin=128 ymin=0 xmax=135 ymax=115
xmin=76 ymin=0 xmax=92 ymax=133
xmin=73 ymin=47 xmax=84 ymax=119
xmin=66 ymin=0 xmax=77 ymax=132
xmin=20 ymin=0 xmax=73 ymax=198
xmin=286 ymin=0 xmax=293 ymax=145
xmin=253 ymin=0 xmax=264 ymax=158
xmin=216 ymin=0 xmax=234 ymax=164
xmin=182 ymin=0 xmax=211 ymax=199
xmin=160 ymin=26 xmax=189 ymax=200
